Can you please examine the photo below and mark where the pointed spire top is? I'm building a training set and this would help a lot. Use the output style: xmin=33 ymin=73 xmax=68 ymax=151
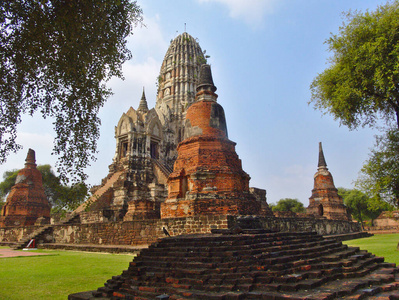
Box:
xmin=25 ymin=148 xmax=37 ymax=168
xmin=137 ymin=87 xmax=149 ymax=113
xmin=318 ymin=142 xmax=327 ymax=168
xmin=196 ymin=64 xmax=217 ymax=93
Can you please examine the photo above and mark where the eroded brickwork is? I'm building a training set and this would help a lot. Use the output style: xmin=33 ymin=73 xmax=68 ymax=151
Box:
xmin=0 ymin=215 xmax=361 ymax=245
xmin=161 ymin=65 xmax=272 ymax=218
xmin=0 ymin=149 xmax=51 ymax=227
xmin=307 ymin=143 xmax=351 ymax=221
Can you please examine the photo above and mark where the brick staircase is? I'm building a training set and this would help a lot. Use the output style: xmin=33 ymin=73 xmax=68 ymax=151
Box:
xmin=69 ymin=230 xmax=399 ymax=299
xmin=11 ymin=172 xmax=124 ymax=250
xmin=11 ymin=224 xmax=53 ymax=249
xmin=151 ymin=158 xmax=172 ymax=179
xmin=73 ymin=170 xmax=124 ymax=213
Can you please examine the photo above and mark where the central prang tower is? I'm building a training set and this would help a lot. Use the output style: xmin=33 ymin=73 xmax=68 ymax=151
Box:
xmin=74 ymin=32 xmax=271 ymax=223
xmin=155 ymin=32 xmax=205 ymax=167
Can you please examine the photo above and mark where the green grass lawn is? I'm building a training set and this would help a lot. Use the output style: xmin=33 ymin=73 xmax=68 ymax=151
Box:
xmin=1 ymin=234 xmax=398 ymax=300
xmin=343 ymin=233 xmax=399 ymax=265
xmin=0 ymin=249 xmax=134 ymax=300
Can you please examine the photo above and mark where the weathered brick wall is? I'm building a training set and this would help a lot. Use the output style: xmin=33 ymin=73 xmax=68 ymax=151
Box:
xmin=373 ymin=218 xmax=399 ymax=227
xmin=80 ymin=210 xmax=112 ymax=224
xmin=255 ymin=216 xmax=361 ymax=235
xmin=0 ymin=226 xmax=37 ymax=243
xmin=0 ymin=215 xmax=362 ymax=246
xmin=51 ymin=215 xmax=229 ymax=245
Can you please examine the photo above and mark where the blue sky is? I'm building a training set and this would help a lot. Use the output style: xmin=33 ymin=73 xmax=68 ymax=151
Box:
xmin=1 ymin=0 xmax=387 ymax=205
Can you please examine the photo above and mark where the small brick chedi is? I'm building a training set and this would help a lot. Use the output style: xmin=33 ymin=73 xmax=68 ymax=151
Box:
xmin=0 ymin=149 xmax=51 ymax=227
xmin=161 ymin=65 xmax=271 ymax=218
xmin=307 ymin=142 xmax=351 ymax=221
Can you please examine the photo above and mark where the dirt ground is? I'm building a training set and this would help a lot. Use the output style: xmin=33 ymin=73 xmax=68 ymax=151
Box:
xmin=0 ymin=248 xmax=50 ymax=258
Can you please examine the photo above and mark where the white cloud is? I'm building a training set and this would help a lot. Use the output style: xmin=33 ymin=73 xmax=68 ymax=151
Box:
xmin=198 ymin=0 xmax=277 ymax=28
xmin=127 ymin=14 xmax=168 ymax=61
xmin=108 ymin=56 xmax=160 ymax=108
xmin=107 ymin=14 xmax=167 ymax=111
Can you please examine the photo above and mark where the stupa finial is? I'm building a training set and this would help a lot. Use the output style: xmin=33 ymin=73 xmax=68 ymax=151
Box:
xmin=137 ymin=87 xmax=149 ymax=113
xmin=25 ymin=148 xmax=37 ymax=168
xmin=318 ymin=142 xmax=327 ymax=169
xmin=196 ymin=64 xmax=217 ymax=94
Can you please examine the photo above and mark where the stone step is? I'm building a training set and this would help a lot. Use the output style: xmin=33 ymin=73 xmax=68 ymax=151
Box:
xmin=154 ymin=232 xmax=321 ymax=248
xmin=140 ymin=237 xmax=339 ymax=263
xmin=149 ymin=240 xmax=337 ymax=261
xmin=83 ymin=232 xmax=399 ymax=299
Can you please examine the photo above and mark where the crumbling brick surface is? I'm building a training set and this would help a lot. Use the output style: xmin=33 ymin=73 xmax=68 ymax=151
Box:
xmin=0 ymin=149 xmax=51 ymax=227
xmin=307 ymin=144 xmax=351 ymax=221
xmin=162 ymin=96 xmax=267 ymax=218
xmin=70 ymin=230 xmax=399 ymax=300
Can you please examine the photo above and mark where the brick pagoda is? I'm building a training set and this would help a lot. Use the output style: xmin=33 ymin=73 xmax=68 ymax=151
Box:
xmin=161 ymin=65 xmax=270 ymax=218
xmin=0 ymin=149 xmax=51 ymax=227
xmin=307 ymin=142 xmax=351 ymax=221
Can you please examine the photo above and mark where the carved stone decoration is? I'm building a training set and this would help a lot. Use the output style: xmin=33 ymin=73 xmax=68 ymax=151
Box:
xmin=73 ymin=32 xmax=270 ymax=223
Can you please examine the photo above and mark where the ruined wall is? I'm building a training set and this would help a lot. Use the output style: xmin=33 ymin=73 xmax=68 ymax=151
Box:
xmin=0 ymin=215 xmax=361 ymax=246
xmin=0 ymin=226 xmax=37 ymax=243
xmin=257 ymin=216 xmax=360 ymax=235
xmin=52 ymin=215 xmax=229 ymax=245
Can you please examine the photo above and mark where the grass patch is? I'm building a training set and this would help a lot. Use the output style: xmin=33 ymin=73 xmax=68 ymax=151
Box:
xmin=343 ymin=233 xmax=399 ymax=265
xmin=0 ymin=249 xmax=134 ymax=300
xmin=1 ymin=234 xmax=398 ymax=299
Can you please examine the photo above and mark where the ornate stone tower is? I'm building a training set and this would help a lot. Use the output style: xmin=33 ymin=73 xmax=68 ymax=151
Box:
xmin=76 ymin=32 xmax=271 ymax=222
xmin=155 ymin=32 xmax=205 ymax=167
xmin=161 ymin=65 xmax=271 ymax=218
xmin=105 ymin=89 xmax=168 ymax=220
xmin=0 ymin=149 xmax=51 ymax=227
xmin=307 ymin=142 xmax=351 ymax=221
xmin=77 ymin=33 xmax=206 ymax=222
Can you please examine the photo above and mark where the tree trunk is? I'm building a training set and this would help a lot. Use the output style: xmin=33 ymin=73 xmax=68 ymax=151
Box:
xmin=395 ymin=107 xmax=399 ymax=129
xmin=357 ymin=205 xmax=364 ymax=230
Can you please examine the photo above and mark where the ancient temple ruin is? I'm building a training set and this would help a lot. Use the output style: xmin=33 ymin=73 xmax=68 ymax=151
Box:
xmin=307 ymin=142 xmax=351 ymax=221
xmin=78 ymin=32 xmax=270 ymax=223
xmin=162 ymin=65 xmax=271 ymax=218
xmin=0 ymin=149 xmax=51 ymax=227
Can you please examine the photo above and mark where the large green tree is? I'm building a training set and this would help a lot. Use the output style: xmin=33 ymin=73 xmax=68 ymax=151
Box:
xmin=271 ymin=198 xmax=305 ymax=213
xmin=310 ymin=1 xmax=399 ymax=130
xmin=338 ymin=187 xmax=394 ymax=227
xmin=310 ymin=1 xmax=399 ymax=206
xmin=356 ymin=129 xmax=399 ymax=206
xmin=0 ymin=165 xmax=88 ymax=212
xmin=0 ymin=1 xmax=143 ymax=183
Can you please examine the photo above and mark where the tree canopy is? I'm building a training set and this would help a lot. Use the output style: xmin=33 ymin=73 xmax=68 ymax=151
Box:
xmin=356 ymin=129 xmax=399 ymax=207
xmin=310 ymin=1 xmax=399 ymax=208
xmin=0 ymin=1 xmax=143 ymax=183
xmin=0 ymin=165 xmax=88 ymax=212
xmin=271 ymin=198 xmax=306 ymax=213
xmin=310 ymin=1 xmax=399 ymax=130
xmin=338 ymin=187 xmax=394 ymax=226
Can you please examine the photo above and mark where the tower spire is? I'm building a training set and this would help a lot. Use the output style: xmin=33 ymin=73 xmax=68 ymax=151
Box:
xmin=25 ymin=148 xmax=37 ymax=168
xmin=195 ymin=64 xmax=218 ymax=103
xmin=137 ymin=87 xmax=149 ymax=113
xmin=318 ymin=142 xmax=327 ymax=169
